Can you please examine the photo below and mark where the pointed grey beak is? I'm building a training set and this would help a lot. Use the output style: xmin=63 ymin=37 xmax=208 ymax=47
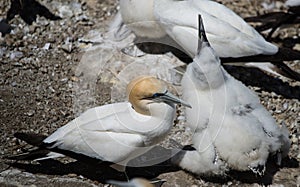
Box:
xmin=158 ymin=91 xmax=192 ymax=108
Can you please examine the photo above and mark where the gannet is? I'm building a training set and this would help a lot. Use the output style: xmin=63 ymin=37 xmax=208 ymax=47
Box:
xmin=7 ymin=76 xmax=191 ymax=172
xmin=174 ymin=15 xmax=290 ymax=176
xmin=119 ymin=0 xmax=300 ymax=80
xmin=107 ymin=178 xmax=166 ymax=187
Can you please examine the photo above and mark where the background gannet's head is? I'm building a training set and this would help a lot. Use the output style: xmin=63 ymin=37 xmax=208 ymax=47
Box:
xmin=126 ymin=76 xmax=191 ymax=116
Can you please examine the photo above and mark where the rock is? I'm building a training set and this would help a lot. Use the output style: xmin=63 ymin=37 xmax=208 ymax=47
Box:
xmin=11 ymin=82 xmax=17 ymax=87
xmin=10 ymin=51 xmax=23 ymax=60
xmin=58 ymin=5 xmax=74 ymax=18
xmin=57 ymin=2 xmax=83 ymax=18
xmin=25 ymin=110 xmax=35 ymax=117
xmin=293 ymin=44 xmax=300 ymax=51
xmin=61 ymin=37 xmax=73 ymax=53
xmin=42 ymin=43 xmax=51 ymax=50
xmin=0 ymin=47 xmax=6 ymax=58
xmin=61 ymin=43 xmax=73 ymax=53
xmin=261 ymin=1 xmax=275 ymax=10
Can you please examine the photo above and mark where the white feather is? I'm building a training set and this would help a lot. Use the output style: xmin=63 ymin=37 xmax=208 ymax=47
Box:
xmin=119 ymin=0 xmax=289 ymax=79
xmin=43 ymin=102 xmax=175 ymax=166
xmin=179 ymin=28 xmax=290 ymax=175
xmin=120 ymin=0 xmax=278 ymax=58
xmin=39 ymin=76 xmax=192 ymax=170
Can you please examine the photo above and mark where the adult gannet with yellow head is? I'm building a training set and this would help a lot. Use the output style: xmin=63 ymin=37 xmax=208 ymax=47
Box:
xmin=8 ymin=76 xmax=191 ymax=172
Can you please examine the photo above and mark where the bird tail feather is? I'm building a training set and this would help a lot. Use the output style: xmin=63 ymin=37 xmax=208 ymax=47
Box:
xmin=4 ymin=133 xmax=62 ymax=161
xmin=4 ymin=149 xmax=50 ymax=161
xmin=14 ymin=132 xmax=47 ymax=147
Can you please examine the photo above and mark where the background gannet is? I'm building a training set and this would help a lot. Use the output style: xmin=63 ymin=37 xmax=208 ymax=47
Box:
xmin=174 ymin=15 xmax=291 ymax=176
xmin=7 ymin=76 xmax=191 ymax=172
xmin=119 ymin=0 xmax=300 ymax=80
xmin=107 ymin=178 xmax=166 ymax=187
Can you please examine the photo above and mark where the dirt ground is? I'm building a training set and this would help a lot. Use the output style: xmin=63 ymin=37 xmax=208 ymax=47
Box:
xmin=0 ymin=0 xmax=299 ymax=186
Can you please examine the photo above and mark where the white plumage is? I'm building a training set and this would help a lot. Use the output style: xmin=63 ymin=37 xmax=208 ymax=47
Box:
xmin=14 ymin=76 xmax=191 ymax=171
xmin=176 ymin=15 xmax=290 ymax=176
xmin=119 ymin=0 xmax=278 ymax=58
xmin=107 ymin=178 xmax=165 ymax=187
xmin=118 ymin=0 xmax=300 ymax=79
xmin=43 ymin=102 xmax=156 ymax=166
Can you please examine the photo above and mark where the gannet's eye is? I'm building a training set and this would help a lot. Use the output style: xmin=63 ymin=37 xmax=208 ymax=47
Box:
xmin=152 ymin=90 xmax=168 ymax=98
xmin=152 ymin=93 xmax=160 ymax=98
xmin=142 ymin=91 xmax=168 ymax=100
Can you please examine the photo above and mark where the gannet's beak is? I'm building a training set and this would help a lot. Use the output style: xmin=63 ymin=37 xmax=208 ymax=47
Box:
xmin=157 ymin=91 xmax=192 ymax=108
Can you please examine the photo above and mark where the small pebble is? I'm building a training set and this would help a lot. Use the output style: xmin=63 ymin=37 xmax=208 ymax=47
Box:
xmin=61 ymin=43 xmax=73 ymax=53
xmin=42 ymin=43 xmax=51 ymax=50
xmin=10 ymin=51 xmax=23 ymax=60
xmin=25 ymin=110 xmax=35 ymax=117
xmin=67 ymin=173 xmax=77 ymax=177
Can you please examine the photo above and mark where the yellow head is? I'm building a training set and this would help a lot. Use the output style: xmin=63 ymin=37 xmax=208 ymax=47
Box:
xmin=126 ymin=76 xmax=191 ymax=115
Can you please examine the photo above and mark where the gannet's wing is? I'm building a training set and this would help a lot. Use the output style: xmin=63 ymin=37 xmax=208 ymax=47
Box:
xmin=208 ymin=75 xmax=290 ymax=172
xmin=43 ymin=102 xmax=149 ymax=163
xmin=229 ymin=77 xmax=291 ymax=156
xmin=189 ymin=0 xmax=261 ymax=38
xmin=43 ymin=102 xmax=130 ymax=143
xmin=153 ymin=0 xmax=278 ymax=58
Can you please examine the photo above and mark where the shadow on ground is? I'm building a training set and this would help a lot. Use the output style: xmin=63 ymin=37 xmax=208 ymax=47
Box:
xmin=224 ymin=65 xmax=300 ymax=100
xmin=4 ymin=146 xmax=299 ymax=186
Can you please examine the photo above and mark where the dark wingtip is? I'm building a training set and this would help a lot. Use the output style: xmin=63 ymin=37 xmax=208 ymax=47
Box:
xmin=14 ymin=132 xmax=47 ymax=146
xmin=4 ymin=149 xmax=50 ymax=161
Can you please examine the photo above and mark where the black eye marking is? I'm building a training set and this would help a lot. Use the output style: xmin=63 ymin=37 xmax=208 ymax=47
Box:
xmin=142 ymin=90 xmax=168 ymax=100
xmin=152 ymin=92 xmax=164 ymax=98
xmin=153 ymin=90 xmax=168 ymax=98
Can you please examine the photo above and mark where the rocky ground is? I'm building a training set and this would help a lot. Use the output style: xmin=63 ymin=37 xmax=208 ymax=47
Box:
xmin=0 ymin=0 xmax=299 ymax=186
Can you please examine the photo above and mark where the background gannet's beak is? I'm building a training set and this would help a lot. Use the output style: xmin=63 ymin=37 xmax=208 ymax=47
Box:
xmin=159 ymin=92 xmax=192 ymax=108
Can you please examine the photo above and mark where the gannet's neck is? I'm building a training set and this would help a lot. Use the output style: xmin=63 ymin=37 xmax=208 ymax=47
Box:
xmin=119 ymin=0 xmax=166 ymax=38
xmin=195 ymin=42 xmax=220 ymax=65
xmin=149 ymin=102 xmax=176 ymax=118
xmin=189 ymin=42 xmax=226 ymax=89
xmin=142 ymin=102 xmax=176 ymax=145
